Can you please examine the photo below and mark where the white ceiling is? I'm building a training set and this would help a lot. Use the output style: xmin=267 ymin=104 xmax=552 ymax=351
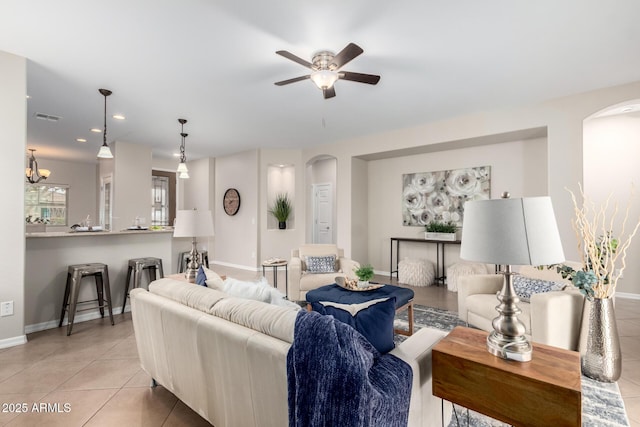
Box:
xmin=2 ymin=0 xmax=640 ymax=164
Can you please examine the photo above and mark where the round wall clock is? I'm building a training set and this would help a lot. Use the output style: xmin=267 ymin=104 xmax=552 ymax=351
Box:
xmin=223 ymin=188 xmax=241 ymax=216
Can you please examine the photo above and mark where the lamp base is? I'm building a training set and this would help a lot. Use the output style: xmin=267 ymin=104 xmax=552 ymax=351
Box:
xmin=184 ymin=238 xmax=201 ymax=284
xmin=487 ymin=331 xmax=532 ymax=362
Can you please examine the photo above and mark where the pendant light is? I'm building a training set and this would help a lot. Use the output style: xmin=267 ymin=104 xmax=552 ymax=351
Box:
xmin=97 ymin=88 xmax=114 ymax=159
xmin=177 ymin=118 xmax=189 ymax=179
xmin=25 ymin=149 xmax=51 ymax=183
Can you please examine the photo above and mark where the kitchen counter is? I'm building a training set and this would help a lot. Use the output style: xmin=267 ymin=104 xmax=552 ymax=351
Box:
xmin=26 ymin=229 xmax=174 ymax=238
xmin=25 ymin=228 xmax=191 ymax=333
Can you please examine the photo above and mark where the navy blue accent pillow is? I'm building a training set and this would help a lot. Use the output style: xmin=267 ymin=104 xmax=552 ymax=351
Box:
xmin=195 ymin=266 xmax=207 ymax=287
xmin=311 ymin=297 xmax=396 ymax=353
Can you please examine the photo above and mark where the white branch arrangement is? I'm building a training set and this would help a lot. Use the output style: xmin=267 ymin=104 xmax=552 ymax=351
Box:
xmin=569 ymin=184 xmax=640 ymax=298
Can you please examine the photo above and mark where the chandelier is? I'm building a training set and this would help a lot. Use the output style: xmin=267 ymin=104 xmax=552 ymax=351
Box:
xmin=25 ymin=149 xmax=51 ymax=183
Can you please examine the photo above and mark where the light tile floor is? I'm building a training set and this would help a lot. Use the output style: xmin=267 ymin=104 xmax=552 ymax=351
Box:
xmin=0 ymin=265 xmax=637 ymax=426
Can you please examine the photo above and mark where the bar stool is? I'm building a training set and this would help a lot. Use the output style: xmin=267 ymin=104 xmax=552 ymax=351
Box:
xmin=178 ymin=251 xmax=209 ymax=273
xmin=59 ymin=263 xmax=114 ymax=336
xmin=122 ymin=257 xmax=164 ymax=313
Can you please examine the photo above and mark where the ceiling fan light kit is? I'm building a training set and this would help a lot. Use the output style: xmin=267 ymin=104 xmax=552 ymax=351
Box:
xmin=275 ymin=43 xmax=380 ymax=99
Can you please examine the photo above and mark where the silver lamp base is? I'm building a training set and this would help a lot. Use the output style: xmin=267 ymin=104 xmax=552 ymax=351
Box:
xmin=488 ymin=265 xmax=533 ymax=362
xmin=487 ymin=331 xmax=532 ymax=362
xmin=184 ymin=238 xmax=201 ymax=283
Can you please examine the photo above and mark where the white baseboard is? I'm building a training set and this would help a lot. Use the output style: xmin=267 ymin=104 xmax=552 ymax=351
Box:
xmin=374 ymin=269 xmax=392 ymax=278
xmin=212 ymin=260 xmax=259 ymax=272
xmin=25 ymin=306 xmax=126 ymax=334
xmin=616 ymin=292 xmax=640 ymax=300
xmin=0 ymin=334 xmax=27 ymax=349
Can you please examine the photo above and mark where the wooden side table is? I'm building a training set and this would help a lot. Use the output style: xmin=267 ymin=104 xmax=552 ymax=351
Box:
xmin=432 ymin=326 xmax=581 ymax=427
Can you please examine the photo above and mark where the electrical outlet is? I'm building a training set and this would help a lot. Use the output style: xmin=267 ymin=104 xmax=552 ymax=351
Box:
xmin=0 ymin=301 xmax=14 ymax=317
xmin=251 ymin=251 xmax=256 ymax=259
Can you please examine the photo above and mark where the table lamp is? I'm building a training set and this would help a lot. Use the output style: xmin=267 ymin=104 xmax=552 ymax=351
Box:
xmin=460 ymin=192 xmax=565 ymax=362
xmin=173 ymin=209 xmax=215 ymax=283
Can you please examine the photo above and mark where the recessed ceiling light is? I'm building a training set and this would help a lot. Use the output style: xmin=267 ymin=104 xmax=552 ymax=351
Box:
xmin=76 ymin=138 xmax=87 ymax=143
xmin=172 ymin=153 xmax=180 ymax=157
xmin=112 ymin=114 xmax=125 ymax=120
xmin=90 ymin=128 xmax=101 ymax=133
xmin=26 ymin=95 xmax=31 ymax=99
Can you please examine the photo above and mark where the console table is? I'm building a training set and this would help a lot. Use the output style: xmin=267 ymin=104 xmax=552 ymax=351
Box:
xmin=432 ymin=326 xmax=581 ymax=426
xmin=389 ymin=237 xmax=461 ymax=284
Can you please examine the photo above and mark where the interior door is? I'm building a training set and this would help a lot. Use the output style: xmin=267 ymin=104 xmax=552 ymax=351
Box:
xmin=313 ymin=183 xmax=333 ymax=244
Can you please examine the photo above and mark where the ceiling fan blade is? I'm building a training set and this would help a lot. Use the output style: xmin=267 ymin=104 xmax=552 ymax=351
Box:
xmin=274 ymin=75 xmax=310 ymax=86
xmin=276 ymin=50 xmax=313 ymax=69
xmin=330 ymin=43 xmax=364 ymax=69
xmin=339 ymin=71 xmax=380 ymax=85
xmin=323 ymin=87 xmax=336 ymax=99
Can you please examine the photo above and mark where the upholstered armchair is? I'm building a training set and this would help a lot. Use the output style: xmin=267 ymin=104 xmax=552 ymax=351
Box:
xmin=457 ymin=264 xmax=585 ymax=351
xmin=289 ymin=244 xmax=360 ymax=301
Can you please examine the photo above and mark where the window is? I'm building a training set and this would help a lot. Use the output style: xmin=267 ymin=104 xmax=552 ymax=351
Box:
xmin=25 ymin=184 xmax=69 ymax=226
xmin=151 ymin=171 xmax=176 ymax=226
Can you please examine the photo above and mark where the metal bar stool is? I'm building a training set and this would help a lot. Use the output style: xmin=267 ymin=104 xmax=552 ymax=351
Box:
xmin=122 ymin=257 xmax=164 ymax=313
xmin=59 ymin=263 xmax=114 ymax=336
xmin=178 ymin=251 xmax=208 ymax=273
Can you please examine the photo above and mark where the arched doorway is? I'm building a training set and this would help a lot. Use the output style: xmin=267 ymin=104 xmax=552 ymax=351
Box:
xmin=306 ymin=155 xmax=337 ymax=244
xmin=583 ymin=99 xmax=640 ymax=295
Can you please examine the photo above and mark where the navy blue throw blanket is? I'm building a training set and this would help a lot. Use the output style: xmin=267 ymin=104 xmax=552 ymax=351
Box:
xmin=287 ymin=310 xmax=413 ymax=427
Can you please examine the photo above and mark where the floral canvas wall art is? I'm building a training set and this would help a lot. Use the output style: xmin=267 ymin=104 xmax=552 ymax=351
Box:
xmin=402 ymin=166 xmax=491 ymax=227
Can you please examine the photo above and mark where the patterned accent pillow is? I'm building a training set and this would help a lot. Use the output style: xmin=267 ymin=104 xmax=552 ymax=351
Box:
xmin=513 ymin=275 xmax=566 ymax=303
xmin=305 ymin=255 xmax=337 ymax=274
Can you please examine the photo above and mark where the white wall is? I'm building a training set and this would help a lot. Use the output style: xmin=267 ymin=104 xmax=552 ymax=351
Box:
xmin=584 ymin=113 xmax=640 ymax=295
xmin=112 ymin=141 xmax=153 ymax=231
xmin=29 ymin=158 xmax=97 ymax=228
xmin=260 ymin=149 xmax=305 ymax=262
xmin=364 ymin=138 xmax=547 ymax=272
xmin=0 ymin=51 xmax=27 ymax=347
xmin=215 ymin=150 xmax=259 ymax=269
xmin=301 ymin=80 xmax=640 ymax=285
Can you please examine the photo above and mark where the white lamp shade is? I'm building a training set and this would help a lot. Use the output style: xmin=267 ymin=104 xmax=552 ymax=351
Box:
xmin=460 ymin=196 xmax=565 ymax=266
xmin=97 ymin=145 xmax=113 ymax=159
xmin=176 ymin=162 xmax=189 ymax=173
xmin=173 ymin=209 xmax=214 ymax=238
xmin=310 ymin=70 xmax=339 ymax=89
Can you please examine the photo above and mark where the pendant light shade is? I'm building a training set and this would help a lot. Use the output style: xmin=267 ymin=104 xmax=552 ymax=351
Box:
xmin=177 ymin=118 xmax=189 ymax=179
xmin=97 ymin=88 xmax=114 ymax=159
xmin=25 ymin=149 xmax=51 ymax=183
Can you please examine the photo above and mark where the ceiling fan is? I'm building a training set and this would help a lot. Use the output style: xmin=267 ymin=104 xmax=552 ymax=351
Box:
xmin=274 ymin=43 xmax=380 ymax=99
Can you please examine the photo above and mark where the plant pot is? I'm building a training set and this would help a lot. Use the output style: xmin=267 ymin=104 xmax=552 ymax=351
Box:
xmin=278 ymin=221 xmax=286 ymax=230
xmin=424 ymin=231 xmax=456 ymax=241
xmin=579 ymin=297 xmax=621 ymax=382
xmin=357 ymin=280 xmax=370 ymax=289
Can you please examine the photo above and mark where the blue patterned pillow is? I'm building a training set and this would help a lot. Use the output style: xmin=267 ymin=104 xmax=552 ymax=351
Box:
xmin=513 ymin=275 xmax=565 ymax=303
xmin=305 ymin=255 xmax=337 ymax=274
xmin=311 ymin=297 xmax=396 ymax=353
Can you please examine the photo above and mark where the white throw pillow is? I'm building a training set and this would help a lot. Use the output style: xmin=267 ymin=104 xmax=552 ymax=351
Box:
xmin=202 ymin=267 xmax=225 ymax=289
xmin=222 ymin=277 xmax=272 ymax=303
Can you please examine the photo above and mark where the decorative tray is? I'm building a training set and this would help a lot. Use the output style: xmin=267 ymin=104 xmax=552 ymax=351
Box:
xmin=335 ymin=276 xmax=384 ymax=292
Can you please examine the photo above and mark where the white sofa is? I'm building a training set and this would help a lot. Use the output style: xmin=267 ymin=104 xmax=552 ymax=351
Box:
xmin=131 ymin=278 xmax=451 ymax=427
xmin=457 ymin=265 xmax=585 ymax=350
xmin=289 ymin=244 xmax=360 ymax=301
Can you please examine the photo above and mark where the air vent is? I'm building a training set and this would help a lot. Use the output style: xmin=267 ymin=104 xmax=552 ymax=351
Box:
xmin=34 ymin=112 xmax=62 ymax=122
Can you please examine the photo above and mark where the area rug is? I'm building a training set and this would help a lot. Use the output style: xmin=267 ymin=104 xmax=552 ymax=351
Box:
xmin=393 ymin=304 xmax=630 ymax=427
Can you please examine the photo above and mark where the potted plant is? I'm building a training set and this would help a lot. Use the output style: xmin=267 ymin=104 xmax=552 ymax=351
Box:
xmin=354 ymin=264 xmax=375 ymax=288
xmin=269 ymin=193 xmax=293 ymax=229
xmin=424 ymin=220 xmax=458 ymax=241
xmin=542 ymin=185 xmax=640 ymax=382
